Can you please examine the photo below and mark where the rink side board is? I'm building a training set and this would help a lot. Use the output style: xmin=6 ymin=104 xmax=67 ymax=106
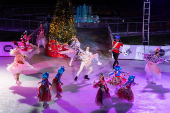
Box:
xmin=118 ymin=45 xmax=170 ymax=60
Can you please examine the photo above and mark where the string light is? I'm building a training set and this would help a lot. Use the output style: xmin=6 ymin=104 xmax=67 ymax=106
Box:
xmin=49 ymin=0 xmax=77 ymax=44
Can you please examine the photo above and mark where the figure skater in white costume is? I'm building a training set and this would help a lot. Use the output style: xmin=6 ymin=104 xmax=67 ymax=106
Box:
xmin=74 ymin=45 xmax=102 ymax=81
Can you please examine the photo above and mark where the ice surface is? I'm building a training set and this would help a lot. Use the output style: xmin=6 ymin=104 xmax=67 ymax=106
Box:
xmin=1 ymin=28 xmax=170 ymax=113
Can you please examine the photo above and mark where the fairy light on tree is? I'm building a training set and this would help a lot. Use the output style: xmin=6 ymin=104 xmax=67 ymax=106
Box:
xmin=49 ymin=0 xmax=77 ymax=44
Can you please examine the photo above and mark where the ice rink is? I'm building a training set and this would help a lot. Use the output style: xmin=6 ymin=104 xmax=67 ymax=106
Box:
xmin=1 ymin=28 xmax=170 ymax=113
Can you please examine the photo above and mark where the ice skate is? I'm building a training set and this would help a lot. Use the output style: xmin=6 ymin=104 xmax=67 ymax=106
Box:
xmin=98 ymin=62 xmax=102 ymax=65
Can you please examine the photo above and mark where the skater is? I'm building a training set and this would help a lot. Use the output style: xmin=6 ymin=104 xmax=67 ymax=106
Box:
xmin=143 ymin=47 xmax=170 ymax=84
xmin=51 ymin=66 xmax=65 ymax=98
xmin=23 ymin=31 xmax=32 ymax=45
xmin=6 ymin=41 xmax=35 ymax=84
xmin=38 ymin=72 xmax=52 ymax=108
xmin=59 ymin=36 xmax=81 ymax=66
xmin=93 ymin=73 xmax=112 ymax=107
xmin=111 ymin=35 xmax=123 ymax=69
xmin=107 ymin=65 xmax=128 ymax=93
xmin=19 ymin=36 xmax=40 ymax=61
xmin=74 ymin=45 xmax=102 ymax=81
xmin=37 ymin=23 xmax=46 ymax=48
xmin=116 ymin=75 xmax=138 ymax=102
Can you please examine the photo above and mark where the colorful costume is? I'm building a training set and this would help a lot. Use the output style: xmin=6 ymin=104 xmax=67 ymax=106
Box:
xmin=116 ymin=75 xmax=137 ymax=102
xmin=18 ymin=37 xmax=33 ymax=55
xmin=38 ymin=72 xmax=52 ymax=107
xmin=74 ymin=46 xmax=102 ymax=81
xmin=51 ymin=66 xmax=65 ymax=98
xmin=143 ymin=47 xmax=169 ymax=84
xmin=93 ymin=74 xmax=112 ymax=107
xmin=111 ymin=35 xmax=123 ymax=69
xmin=23 ymin=31 xmax=32 ymax=45
xmin=6 ymin=43 xmax=35 ymax=83
xmin=107 ymin=65 xmax=127 ymax=89
xmin=59 ymin=37 xmax=80 ymax=66
xmin=37 ymin=26 xmax=46 ymax=48
xmin=19 ymin=33 xmax=40 ymax=60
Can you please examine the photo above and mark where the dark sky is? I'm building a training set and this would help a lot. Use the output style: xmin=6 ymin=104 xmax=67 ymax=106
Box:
xmin=1 ymin=0 xmax=169 ymax=8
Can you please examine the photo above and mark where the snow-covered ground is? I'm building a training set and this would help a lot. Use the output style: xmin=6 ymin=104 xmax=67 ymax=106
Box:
xmin=1 ymin=29 xmax=170 ymax=113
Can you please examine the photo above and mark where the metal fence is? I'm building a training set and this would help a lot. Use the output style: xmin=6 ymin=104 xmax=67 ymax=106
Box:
xmin=108 ymin=21 xmax=170 ymax=35
xmin=0 ymin=18 xmax=48 ymax=32
xmin=27 ymin=22 xmax=49 ymax=45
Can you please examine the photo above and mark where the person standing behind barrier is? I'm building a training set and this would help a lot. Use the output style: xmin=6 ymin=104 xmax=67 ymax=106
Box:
xmin=111 ymin=35 xmax=123 ymax=69
xmin=37 ymin=23 xmax=46 ymax=48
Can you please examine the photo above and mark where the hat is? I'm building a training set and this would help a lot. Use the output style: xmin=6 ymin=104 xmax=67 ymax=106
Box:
xmin=42 ymin=72 xmax=49 ymax=79
xmin=99 ymin=73 xmax=104 ymax=80
xmin=128 ymin=75 xmax=135 ymax=83
xmin=154 ymin=47 xmax=160 ymax=53
xmin=58 ymin=66 xmax=65 ymax=74
xmin=23 ymin=31 xmax=28 ymax=34
xmin=40 ymin=22 xmax=43 ymax=25
xmin=13 ymin=41 xmax=18 ymax=46
xmin=20 ymin=35 xmax=24 ymax=41
xmin=115 ymin=35 xmax=120 ymax=40
xmin=114 ymin=65 xmax=122 ymax=70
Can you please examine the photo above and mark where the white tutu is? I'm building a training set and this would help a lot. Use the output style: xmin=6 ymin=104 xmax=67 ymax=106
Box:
xmin=20 ymin=49 xmax=33 ymax=55
xmin=27 ymin=47 xmax=40 ymax=59
xmin=59 ymin=48 xmax=77 ymax=58
xmin=7 ymin=61 xmax=35 ymax=75
xmin=145 ymin=62 xmax=161 ymax=79
xmin=37 ymin=38 xmax=46 ymax=47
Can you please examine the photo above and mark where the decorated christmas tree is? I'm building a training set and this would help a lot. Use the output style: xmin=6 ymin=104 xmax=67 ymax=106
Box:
xmin=49 ymin=0 xmax=77 ymax=43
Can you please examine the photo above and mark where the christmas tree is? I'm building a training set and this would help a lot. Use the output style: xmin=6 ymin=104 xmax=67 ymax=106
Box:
xmin=49 ymin=0 xmax=77 ymax=43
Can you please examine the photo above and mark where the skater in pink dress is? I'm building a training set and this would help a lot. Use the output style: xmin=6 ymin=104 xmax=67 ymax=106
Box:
xmin=6 ymin=42 xmax=35 ymax=84
xmin=144 ymin=47 xmax=170 ymax=84
xmin=19 ymin=34 xmax=40 ymax=61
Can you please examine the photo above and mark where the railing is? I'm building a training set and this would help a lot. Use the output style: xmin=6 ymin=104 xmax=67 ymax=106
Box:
xmin=27 ymin=22 xmax=49 ymax=45
xmin=108 ymin=21 xmax=170 ymax=35
xmin=0 ymin=18 xmax=48 ymax=32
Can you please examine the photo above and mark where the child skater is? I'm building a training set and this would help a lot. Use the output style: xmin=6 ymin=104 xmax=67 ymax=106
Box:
xmin=107 ymin=65 xmax=128 ymax=93
xmin=116 ymin=75 xmax=138 ymax=102
xmin=38 ymin=72 xmax=52 ymax=108
xmin=6 ymin=41 xmax=34 ymax=84
xmin=144 ymin=47 xmax=170 ymax=84
xmin=51 ymin=66 xmax=65 ymax=98
xmin=93 ymin=73 xmax=112 ymax=107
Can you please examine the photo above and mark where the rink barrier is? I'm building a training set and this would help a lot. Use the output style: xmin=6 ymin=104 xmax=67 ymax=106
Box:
xmin=0 ymin=42 xmax=169 ymax=60
xmin=0 ymin=42 xmax=17 ymax=56
xmin=118 ymin=45 xmax=170 ymax=60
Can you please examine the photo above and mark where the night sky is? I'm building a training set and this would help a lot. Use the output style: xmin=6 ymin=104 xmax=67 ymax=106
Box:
xmin=1 ymin=0 xmax=169 ymax=8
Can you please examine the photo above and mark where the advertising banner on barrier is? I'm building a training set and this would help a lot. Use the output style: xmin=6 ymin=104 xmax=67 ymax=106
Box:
xmin=144 ymin=45 xmax=170 ymax=60
xmin=118 ymin=45 xmax=170 ymax=60
xmin=0 ymin=42 xmax=16 ymax=56
xmin=119 ymin=45 xmax=145 ymax=60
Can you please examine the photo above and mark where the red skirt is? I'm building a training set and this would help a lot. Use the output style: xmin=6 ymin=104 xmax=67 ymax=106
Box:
xmin=116 ymin=87 xmax=134 ymax=102
xmin=51 ymin=79 xmax=62 ymax=94
xmin=95 ymin=88 xmax=112 ymax=106
xmin=108 ymin=76 xmax=126 ymax=87
xmin=38 ymin=85 xmax=51 ymax=102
